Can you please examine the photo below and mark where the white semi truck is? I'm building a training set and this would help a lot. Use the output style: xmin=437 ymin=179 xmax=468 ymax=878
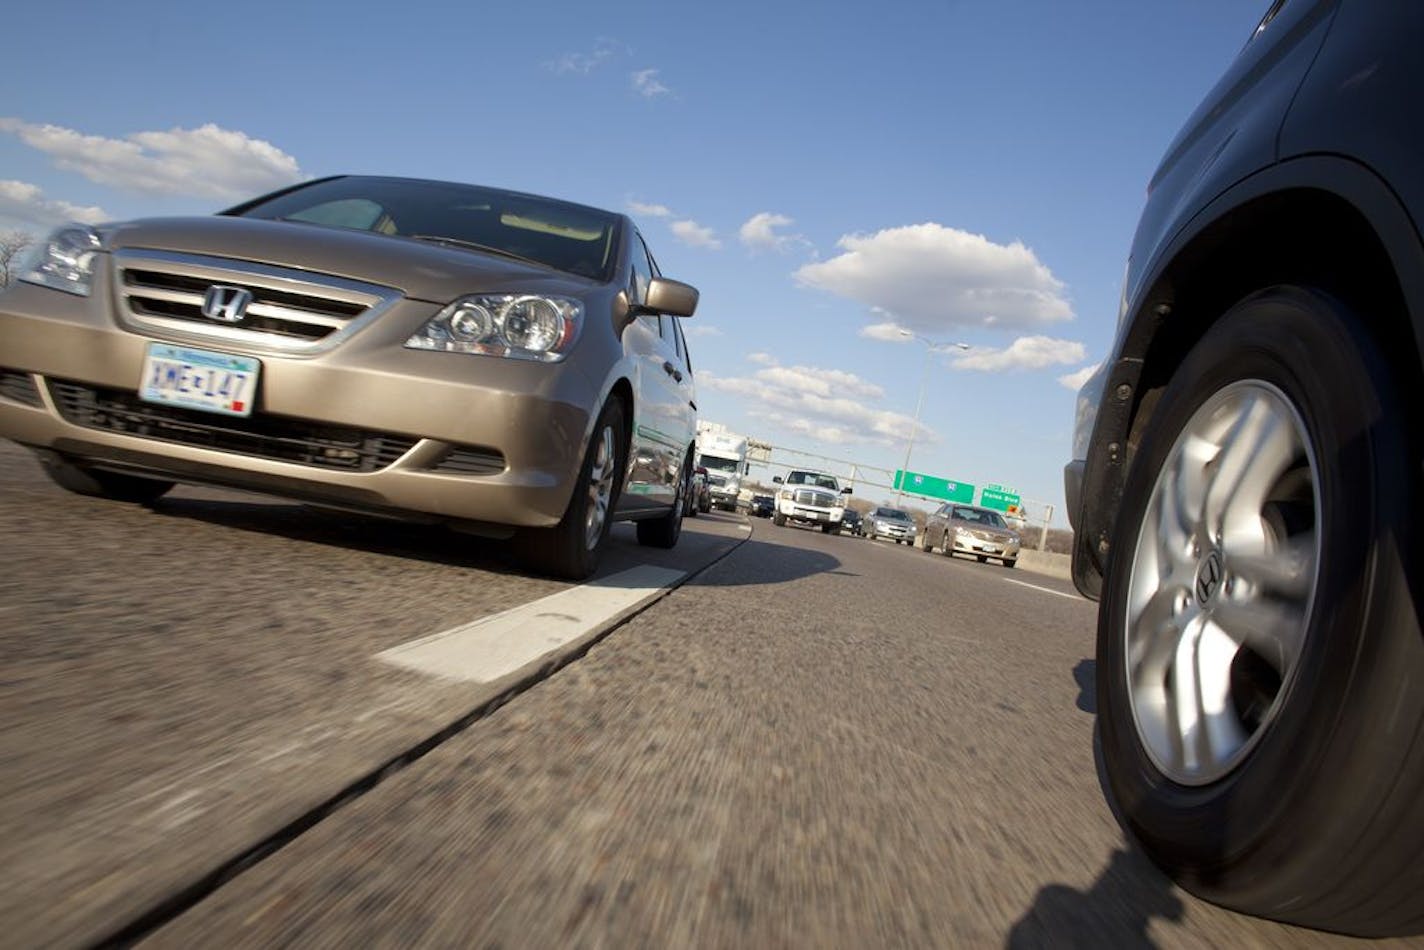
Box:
xmin=695 ymin=423 xmax=750 ymax=512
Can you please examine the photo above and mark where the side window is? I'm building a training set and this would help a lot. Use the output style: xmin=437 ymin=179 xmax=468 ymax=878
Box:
xmin=630 ymin=231 xmax=654 ymax=306
xmin=673 ymin=318 xmax=692 ymax=372
xmin=629 ymin=231 xmax=662 ymax=336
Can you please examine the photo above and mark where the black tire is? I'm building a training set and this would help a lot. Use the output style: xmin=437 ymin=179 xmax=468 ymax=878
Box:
xmin=636 ymin=451 xmax=690 ymax=549
xmin=1096 ymin=287 xmax=1424 ymax=936
xmin=40 ymin=456 xmax=174 ymax=504
xmin=976 ymin=554 xmax=987 ymax=563
xmin=773 ymin=511 xmax=786 ymax=527
xmin=921 ymin=534 xmax=932 ymax=552
xmin=1002 ymin=558 xmax=1016 ymax=569
xmin=517 ymin=399 xmax=626 ymax=580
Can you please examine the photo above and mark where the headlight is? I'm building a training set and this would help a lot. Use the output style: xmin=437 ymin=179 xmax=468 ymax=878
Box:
xmin=405 ymin=294 xmax=582 ymax=362
xmin=21 ymin=225 xmax=102 ymax=296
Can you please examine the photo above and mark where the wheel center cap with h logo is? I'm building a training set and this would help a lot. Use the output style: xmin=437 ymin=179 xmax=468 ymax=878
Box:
xmin=1195 ymin=549 xmax=1224 ymax=606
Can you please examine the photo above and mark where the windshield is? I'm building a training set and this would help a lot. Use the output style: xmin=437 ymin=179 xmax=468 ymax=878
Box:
xmin=699 ymin=456 xmax=740 ymax=475
xmin=952 ymin=507 xmax=1008 ymax=529
xmin=231 ymin=176 xmax=621 ymax=281
xmin=786 ymin=472 xmax=839 ymax=490
xmin=875 ymin=508 xmax=912 ymax=521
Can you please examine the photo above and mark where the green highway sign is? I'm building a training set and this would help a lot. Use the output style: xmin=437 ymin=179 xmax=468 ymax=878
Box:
xmin=894 ymin=470 xmax=974 ymax=503
xmin=980 ymin=487 xmax=1022 ymax=511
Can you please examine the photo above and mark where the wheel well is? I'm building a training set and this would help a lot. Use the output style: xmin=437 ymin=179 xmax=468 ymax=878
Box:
xmin=606 ymin=378 xmax=634 ymax=465
xmin=1123 ymin=188 xmax=1420 ymax=458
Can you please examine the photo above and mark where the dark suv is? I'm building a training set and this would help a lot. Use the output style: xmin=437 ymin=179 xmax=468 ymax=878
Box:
xmin=1067 ymin=2 xmax=1424 ymax=937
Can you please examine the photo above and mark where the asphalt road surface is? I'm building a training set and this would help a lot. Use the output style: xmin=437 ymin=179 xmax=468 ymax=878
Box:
xmin=0 ymin=441 xmax=1416 ymax=949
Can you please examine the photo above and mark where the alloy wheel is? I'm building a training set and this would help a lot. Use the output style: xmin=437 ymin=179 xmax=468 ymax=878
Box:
xmin=1124 ymin=380 xmax=1321 ymax=785
xmin=583 ymin=424 xmax=617 ymax=550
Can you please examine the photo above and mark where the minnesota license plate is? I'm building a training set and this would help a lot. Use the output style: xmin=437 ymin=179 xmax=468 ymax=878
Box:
xmin=140 ymin=343 xmax=260 ymax=417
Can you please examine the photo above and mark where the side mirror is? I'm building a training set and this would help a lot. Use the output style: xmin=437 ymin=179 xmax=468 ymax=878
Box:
xmin=841 ymin=486 xmax=853 ymax=494
xmin=773 ymin=476 xmax=784 ymax=484
xmin=642 ymin=277 xmax=698 ymax=317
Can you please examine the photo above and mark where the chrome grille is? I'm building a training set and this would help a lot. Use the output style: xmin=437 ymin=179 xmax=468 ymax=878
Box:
xmin=112 ymin=250 xmax=399 ymax=354
xmin=47 ymin=379 xmax=417 ymax=473
xmin=792 ymin=488 xmax=836 ymax=507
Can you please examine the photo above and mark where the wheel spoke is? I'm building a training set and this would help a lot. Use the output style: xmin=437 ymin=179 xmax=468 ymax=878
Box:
xmin=1201 ymin=393 xmax=1268 ymax=542
xmin=1228 ymin=530 xmax=1317 ymax=599
xmin=1209 ymin=598 xmax=1305 ymax=674
xmin=1128 ymin=586 xmax=1186 ymax=680
xmin=1196 ymin=622 xmax=1249 ymax=765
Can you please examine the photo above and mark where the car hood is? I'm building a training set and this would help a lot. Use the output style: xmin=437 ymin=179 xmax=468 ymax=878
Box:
xmin=102 ymin=216 xmax=599 ymax=303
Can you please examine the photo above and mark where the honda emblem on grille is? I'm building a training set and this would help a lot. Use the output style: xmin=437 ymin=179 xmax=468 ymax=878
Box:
xmin=200 ymin=285 xmax=253 ymax=323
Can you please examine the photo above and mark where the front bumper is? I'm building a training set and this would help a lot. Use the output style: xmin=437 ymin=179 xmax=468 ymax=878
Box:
xmin=0 ymin=282 xmax=599 ymax=529
xmin=709 ymin=488 xmax=739 ymax=509
xmin=779 ymin=502 xmax=843 ymax=525
xmin=951 ymin=534 xmax=1020 ymax=558
xmin=870 ymin=523 xmax=914 ymax=540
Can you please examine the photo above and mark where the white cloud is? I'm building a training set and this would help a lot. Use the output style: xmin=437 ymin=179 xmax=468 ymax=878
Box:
xmin=747 ymin=351 xmax=775 ymax=365
xmin=700 ymin=357 xmax=928 ymax=448
xmin=547 ymin=38 xmax=624 ymax=75
xmin=0 ymin=118 xmax=303 ymax=201
xmin=628 ymin=199 xmax=673 ymax=218
xmin=684 ymin=324 xmax=723 ymax=338
xmin=632 ymin=69 xmax=671 ymax=98
xmin=859 ymin=321 xmax=911 ymax=342
xmin=739 ymin=211 xmax=802 ymax=252
xmin=1059 ymin=363 xmax=1101 ymax=391
xmin=794 ymin=223 xmax=1073 ymax=332
xmin=0 ymin=179 xmax=108 ymax=228
xmin=950 ymin=335 xmax=1087 ymax=372
xmin=671 ymin=219 xmax=721 ymax=250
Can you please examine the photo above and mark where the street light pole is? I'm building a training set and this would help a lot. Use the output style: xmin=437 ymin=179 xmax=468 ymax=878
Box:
xmin=894 ymin=332 xmax=969 ymax=506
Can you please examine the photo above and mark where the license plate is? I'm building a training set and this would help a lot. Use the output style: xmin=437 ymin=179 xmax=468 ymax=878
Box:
xmin=983 ymin=543 xmax=1001 ymax=553
xmin=140 ymin=343 xmax=260 ymax=417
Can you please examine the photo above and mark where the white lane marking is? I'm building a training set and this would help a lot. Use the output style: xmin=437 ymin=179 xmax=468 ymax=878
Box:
xmin=377 ymin=565 xmax=686 ymax=683
xmin=1000 ymin=577 xmax=1084 ymax=601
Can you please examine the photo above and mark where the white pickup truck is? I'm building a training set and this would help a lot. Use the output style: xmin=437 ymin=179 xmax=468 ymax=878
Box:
xmin=771 ymin=469 xmax=851 ymax=534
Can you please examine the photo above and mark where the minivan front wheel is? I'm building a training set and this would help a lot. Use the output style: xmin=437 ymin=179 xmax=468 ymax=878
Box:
xmin=518 ymin=399 xmax=625 ymax=580
xmin=1096 ymin=287 xmax=1424 ymax=936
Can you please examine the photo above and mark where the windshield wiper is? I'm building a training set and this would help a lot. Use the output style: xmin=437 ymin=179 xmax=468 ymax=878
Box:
xmin=407 ymin=235 xmax=548 ymax=269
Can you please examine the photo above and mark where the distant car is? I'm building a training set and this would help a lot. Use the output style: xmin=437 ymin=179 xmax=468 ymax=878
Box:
xmin=748 ymin=494 xmax=774 ymax=518
xmin=1065 ymin=4 xmax=1424 ymax=935
xmin=922 ymin=504 xmax=1019 ymax=567
xmin=0 ymin=175 xmax=701 ymax=580
xmin=864 ymin=506 xmax=916 ymax=544
xmin=689 ymin=468 xmax=712 ymax=516
xmin=840 ymin=508 xmax=863 ymax=536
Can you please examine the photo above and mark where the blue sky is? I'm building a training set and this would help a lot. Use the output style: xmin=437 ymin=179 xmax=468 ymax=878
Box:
xmin=0 ymin=0 xmax=1264 ymax=525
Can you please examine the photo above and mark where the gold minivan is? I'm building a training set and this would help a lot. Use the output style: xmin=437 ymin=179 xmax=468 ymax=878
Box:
xmin=0 ymin=176 xmax=700 ymax=579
